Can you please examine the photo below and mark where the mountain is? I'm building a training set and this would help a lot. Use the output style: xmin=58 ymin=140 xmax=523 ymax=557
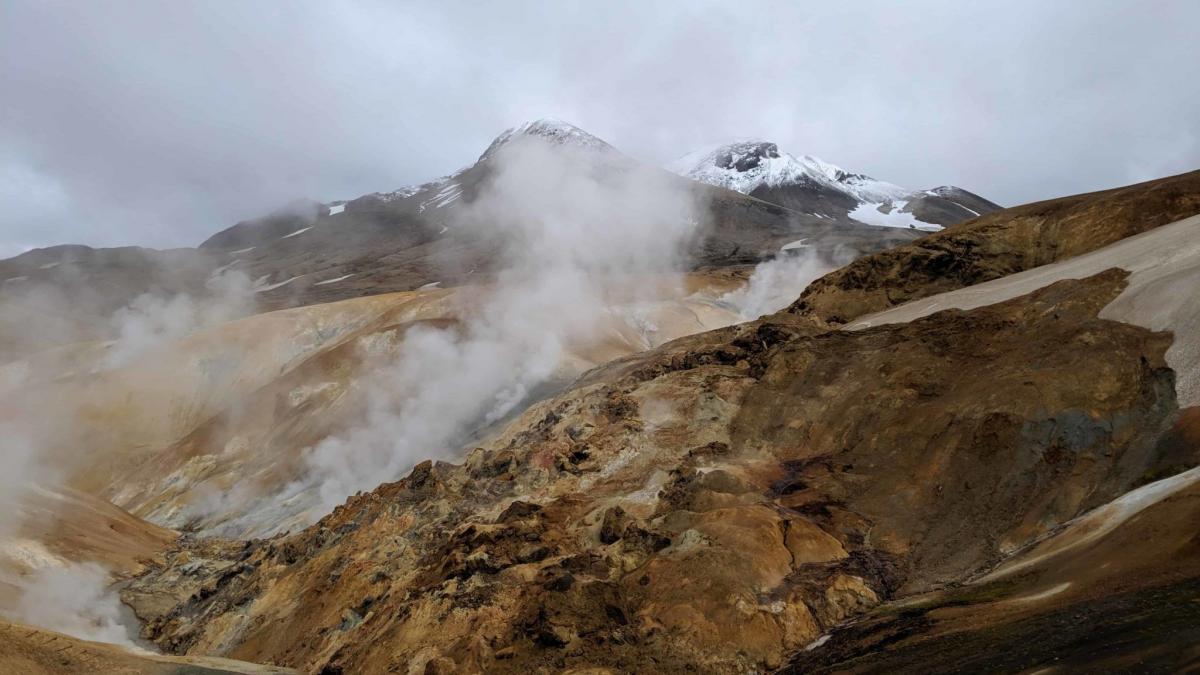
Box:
xmin=478 ymin=117 xmax=619 ymax=158
xmin=199 ymin=119 xmax=618 ymax=253
xmin=0 ymin=119 xmax=928 ymax=361
xmin=669 ymin=140 xmax=1000 ymax=230
xmin=108 ymin=170 xmax=1200 ymax=673
xmin=6 ymin=116 xmax=1200 ymax=673
xmin=197 ymin=122 xmax=924 ymax=304
xmin=0 ymin=244 xmax=222 ymax=359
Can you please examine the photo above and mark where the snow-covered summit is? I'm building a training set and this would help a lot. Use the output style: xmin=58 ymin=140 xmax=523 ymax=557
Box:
xmin=669 ymin=140 xmax=1000 ymax=231
xmin=667 ymin=140 xmax=908 ymax=203
xmin=479 ymin=118 xmax=616 ymax=160
xmin=353 ymin=120 xmax=615 ymax=212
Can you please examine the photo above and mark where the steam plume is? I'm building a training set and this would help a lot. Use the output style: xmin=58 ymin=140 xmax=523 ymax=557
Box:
xmin=296 ymin=137 xmax=701 ymax=517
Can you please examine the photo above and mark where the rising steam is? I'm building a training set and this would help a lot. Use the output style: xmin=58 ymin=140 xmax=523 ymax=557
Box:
xmin=104 ymin=270 xmax=255 ymax=369
xmin=720 ymin=246 xmax=854 ymax=319
xmin=296 ymin=137 xmax=702 ymax=516
xmin=1 ymin=562 xmax=136 ymax=648
xmin=0 ymin=270 xmax=257 ymax=647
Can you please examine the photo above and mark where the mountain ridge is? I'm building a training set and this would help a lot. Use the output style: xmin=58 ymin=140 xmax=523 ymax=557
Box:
xmin=0 ymin=119 xmax=923 ymax=358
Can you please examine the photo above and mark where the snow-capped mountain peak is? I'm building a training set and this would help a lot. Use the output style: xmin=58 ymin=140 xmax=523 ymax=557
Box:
xmin=668 ymin=139 xmax=999 ymax=231
xmin=667 ymin=140 xmax=908 ymax=203
xmin=340 ymin=119 xmax=618 ymax=213
xmin=479 ymin=117 xmax=616 ymax=160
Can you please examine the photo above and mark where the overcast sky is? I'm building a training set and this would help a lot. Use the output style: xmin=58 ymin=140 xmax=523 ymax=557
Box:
xmin=1 ymin=0 xmax=1197 ymax=256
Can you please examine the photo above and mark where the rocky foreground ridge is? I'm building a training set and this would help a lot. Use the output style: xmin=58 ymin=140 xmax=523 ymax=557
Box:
xmin=113 ymin=170 xmax=1200 ymax=673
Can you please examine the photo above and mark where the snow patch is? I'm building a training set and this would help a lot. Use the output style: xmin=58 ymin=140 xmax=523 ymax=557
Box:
xmin=281 ymin=226 xmax=312 ymax=239
xmin=327 ymin=203 xmax=346 ymax=216
xmin=483 ymin=118 xmax=616 ymax=159
xmin=254 ymin=275 xmax=299 ymax=293
xmin=845 ymin=213 xmax=1200 ymax=406
xmin=419 ymin=181 xmax=463 ymax=212
xmin=209 ymin=259 xmax=241 ymax=278
xmin=1011 ymin=582 xmax=1072 ymax=603
xmin=849 ymin=201 xmax=941 ymax=231
xmin=314 ymin=274 xmax=353 ymax=286
xmin=805 ymin=634 xmax=832 ymax=651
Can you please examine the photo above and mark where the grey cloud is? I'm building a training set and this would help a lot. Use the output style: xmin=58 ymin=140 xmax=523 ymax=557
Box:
xmin=1 ymin=0 xmax=1197 ymax=252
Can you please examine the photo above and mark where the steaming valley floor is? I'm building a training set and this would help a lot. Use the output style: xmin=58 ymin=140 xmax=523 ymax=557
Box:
xmin=107 ymin=174 xmax=1200 ymax=671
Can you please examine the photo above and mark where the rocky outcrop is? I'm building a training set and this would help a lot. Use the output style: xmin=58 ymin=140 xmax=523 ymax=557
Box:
xmin=124 ymin=267 xmax=1188 ymax=673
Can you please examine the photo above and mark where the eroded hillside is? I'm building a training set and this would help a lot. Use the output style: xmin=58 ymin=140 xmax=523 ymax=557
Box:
xmin=123 ymin=262 xmax=1194 ymax=671
xmin=2 ymin=169 xmax=1199 ymax=674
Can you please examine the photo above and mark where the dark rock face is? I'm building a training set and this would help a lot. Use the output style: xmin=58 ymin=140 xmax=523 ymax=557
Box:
xmin=749 ymin=178 xmax=863 ymax=219
xmin=124 ymin=267 xmax=1188 ymax=673
xmin=783 ymin=578 xmax=1200 ymax=674
xmin=715 ymin=142 xmax=781 ymax=172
